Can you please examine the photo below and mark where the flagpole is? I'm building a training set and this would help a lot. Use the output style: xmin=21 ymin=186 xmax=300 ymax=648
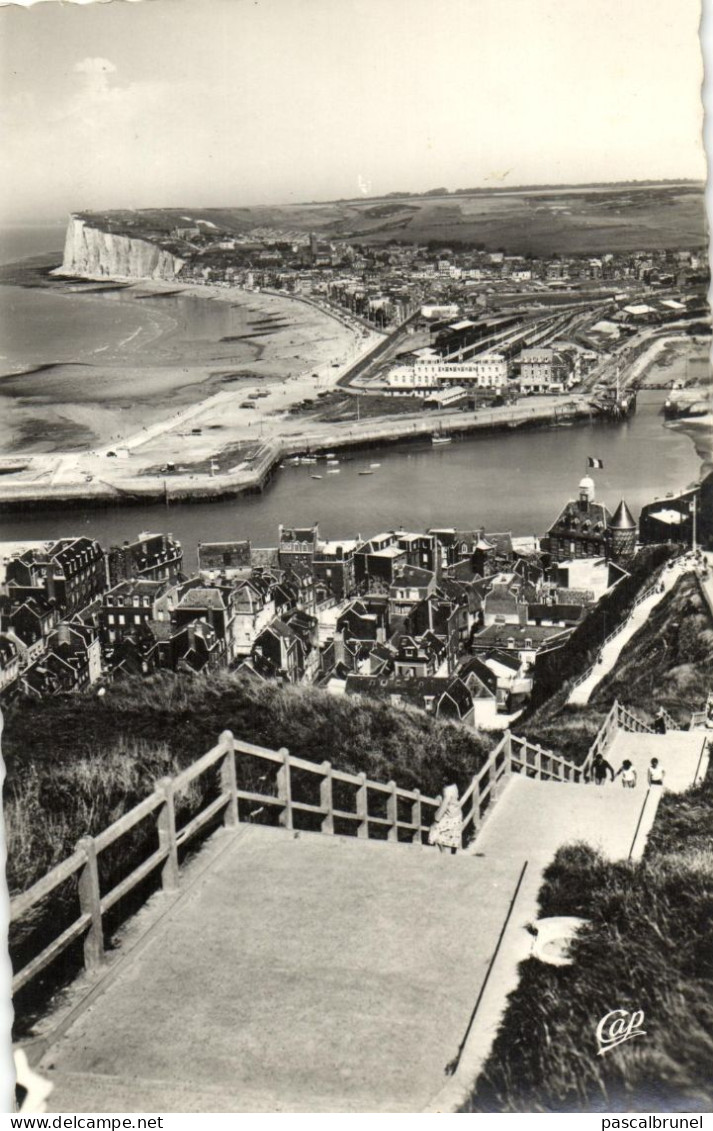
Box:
xmin=692 ymin=493 xmax=697 ymax=554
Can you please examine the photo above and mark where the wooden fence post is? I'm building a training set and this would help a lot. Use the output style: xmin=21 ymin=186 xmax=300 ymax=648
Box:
xmin=219 ymin=730 xmax=239 ymax=829
xmin=504 ymin=730 xmax=513 ymax=775
xmin=386 ymin=781 xmax=398 ymax=842
xmin=535 ymin=744 xmax=543 ymax=779
xmin=156 ymin=777 xmax=180 ymax=894
xmin=356 ymin=772 xmax=368 ymax=839
xmin=76 ymin=836 xmax=104 ymax=972
xmin=320 ymin=761 xmax=334 ymax=835
xmin=277 ymin=747 xmax=293 ymax=830
xmin=411 ymin=789 xmax=422 ymax=845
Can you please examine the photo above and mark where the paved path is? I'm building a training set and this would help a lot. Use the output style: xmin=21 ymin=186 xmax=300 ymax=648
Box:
xmin=37 ymin=730 xmax=708 ymax=1114
xmin=568 ymin=562 xmax=686 ymax=706
xmin=41 ymin=827 xmax=524 ymax=1113
xmin=430 ymin=726 xmax=708 ymax=1111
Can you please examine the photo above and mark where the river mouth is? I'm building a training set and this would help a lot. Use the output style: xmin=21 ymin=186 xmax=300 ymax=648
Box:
xmin=0 ymin=388 xmax=702 ymax=570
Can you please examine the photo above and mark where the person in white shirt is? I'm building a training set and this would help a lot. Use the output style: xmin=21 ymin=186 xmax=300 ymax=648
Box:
xmin=648 ymin=758 xmax=665 ymax=786
xmin=616 ymin=759 xmax=637 ymax=788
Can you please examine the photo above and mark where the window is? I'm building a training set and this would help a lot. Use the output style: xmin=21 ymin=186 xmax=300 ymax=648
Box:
xmin=108 ymin=614 xmax=114 ymax=625
xmin=134 ymin=615 xmax=141 ymax=625
xmin=118 ymin=614 xmax=125 ymax=625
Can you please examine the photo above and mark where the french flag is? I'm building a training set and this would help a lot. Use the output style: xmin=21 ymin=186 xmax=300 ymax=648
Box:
xmin=588 ymin=457 xmax=604 ymax=469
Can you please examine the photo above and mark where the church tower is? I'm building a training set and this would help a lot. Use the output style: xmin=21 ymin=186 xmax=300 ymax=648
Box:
xmin=607 ymin=500 xmax=637 ymax=562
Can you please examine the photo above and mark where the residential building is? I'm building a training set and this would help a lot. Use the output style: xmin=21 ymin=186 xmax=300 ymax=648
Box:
xmin=100 ymin=579 xmax=169 ymax=648
xmin=543 ymin=477 xmax=613 ymax=562
xmin=519 ymin=348 xmax=570 ymax=394
xmin=278 ymin=524 xmax=319 ymax=570
xmin=5 ymin=537 xmax=106 ymax=617
xmin=107 ymin=532 xmax=183 ymax=586
xmin=312 ymin=539 xmax=359 ymax=601
xmin=344 ymin=674 xmax=474 ymax=726
xmin=198 ymin=540 xmax=252 ymax=579
xmin=0 ymin=633 xmax=20 ymax=694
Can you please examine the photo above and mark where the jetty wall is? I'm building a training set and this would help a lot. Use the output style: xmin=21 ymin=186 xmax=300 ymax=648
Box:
xmin=0 ymin=400 xmax=591 ymax=513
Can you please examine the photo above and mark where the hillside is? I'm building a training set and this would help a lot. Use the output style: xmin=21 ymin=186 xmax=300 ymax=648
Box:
xmin=461 ymin=776 xmax=713 ymax=1113
xmin=3 ymin=670 xmax=492 ymax=895
xmin=71 ymin=182 xmax=706 ymax=257
xmin=518 ymin=571 xmax=713 ymax=763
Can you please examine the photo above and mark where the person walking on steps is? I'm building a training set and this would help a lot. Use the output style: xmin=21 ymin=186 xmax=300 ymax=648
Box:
xmin=653 ymin=707 xmax=667 ymax=735
xmin=590 ymin=752 xmax=615 ymax=785
xmin=647 ymin=758 xmax=665 ymax=787
xmin=616 ymin=759 xmax=637 ymax=788
xmin=428 ymin=784 xmax=462 ymax=855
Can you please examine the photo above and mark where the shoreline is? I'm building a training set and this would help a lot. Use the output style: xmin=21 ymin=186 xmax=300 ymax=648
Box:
xmin=0 ymin=270 xmax=375 ymax=455
xmin=0 ymin=398 xmax=593 ymax=513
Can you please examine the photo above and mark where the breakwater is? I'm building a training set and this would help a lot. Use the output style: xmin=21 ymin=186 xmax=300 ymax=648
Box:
xmin=0 ymin=398 xmax=591 ymax=513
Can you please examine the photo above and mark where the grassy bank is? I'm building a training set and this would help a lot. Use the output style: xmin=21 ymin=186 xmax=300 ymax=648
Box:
xmin=4 ymin=670 xmax=494 ymax=896
xmin=460 ymin=776 xmax=713 ymax=1113
xmin=519 ymin=571 xmax=713 ymax=763
xmin=5 ymin=671 xmax=494 ymax=1034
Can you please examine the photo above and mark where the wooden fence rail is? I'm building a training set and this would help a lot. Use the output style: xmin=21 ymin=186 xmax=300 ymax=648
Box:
xmin=10 ymin=730 xmax=442 ymax=996
xmin=9 ymin=705 xmax=628 ymax=998
xmin=459 ymin=730 xmax=582 ymax=845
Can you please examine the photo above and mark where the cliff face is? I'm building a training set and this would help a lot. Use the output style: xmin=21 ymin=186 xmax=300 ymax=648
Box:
xmin=57 ymin=216 xmax=185 ymax=281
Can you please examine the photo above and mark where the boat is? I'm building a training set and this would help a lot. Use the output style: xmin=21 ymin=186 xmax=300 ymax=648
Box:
xmin=326 ymin=468 xmax=340 ymax=474
xmin=286 ymin=457 xmax=301 ymax=466
xmin=327 ymin=459 xmax=340 ymax=466
xmin=369 ymin=462 xmax=381 ymax=468
xmin=358 ymin=470 xmax=374 ymax=476
xmin=310 ymin=474 xmax=323 ymax=480
xmin=432 ymin=435 xmax=452 ymax=445
xmin=301 ymin=456 xmax=318 ymax=465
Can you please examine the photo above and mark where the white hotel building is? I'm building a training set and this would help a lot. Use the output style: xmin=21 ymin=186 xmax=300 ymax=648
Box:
xmin=385 ymin=349 xmax=509 ymax=396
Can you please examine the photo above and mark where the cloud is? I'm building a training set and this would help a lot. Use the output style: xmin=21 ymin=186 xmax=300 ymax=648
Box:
xmin=73 ymin=57 xmax=117 ymax=98
xmin=74 ymin=58 xmax=117 ymax=77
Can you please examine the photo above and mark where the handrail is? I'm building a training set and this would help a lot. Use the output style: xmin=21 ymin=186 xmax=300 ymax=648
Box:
xmin=569 ymin=577 xmax=664 ymax=695
xmin=10 ymin=730 xmax=440 ymax=996
xmin=459 ymin=728 xmax=582 ymax=848
xmin=581 ymin=699 xmax=655 ymax=779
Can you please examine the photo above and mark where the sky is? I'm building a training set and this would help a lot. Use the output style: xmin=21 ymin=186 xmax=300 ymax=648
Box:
xmin=0 ymin=0 xmax=706 ymax=223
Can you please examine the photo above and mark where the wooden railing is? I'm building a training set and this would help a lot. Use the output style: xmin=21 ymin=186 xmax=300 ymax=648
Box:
xmin=459 ymin=731 xmax=582 ymax=845
xmin=10 ymin=731 xmax=440 ymax=996
xmin=568 ymin=577 xmax=665 ymax=697
xmin=581 ymin=699 xmax=653 ymax=779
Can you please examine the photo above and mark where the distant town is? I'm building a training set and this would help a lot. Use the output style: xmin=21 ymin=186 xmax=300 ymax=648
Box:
xmin=2 ymin=466 xmax=708 ymax=721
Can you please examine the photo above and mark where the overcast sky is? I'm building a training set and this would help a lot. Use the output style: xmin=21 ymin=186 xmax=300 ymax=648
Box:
xmin=0 ymin=0 xmax=706 ymax=223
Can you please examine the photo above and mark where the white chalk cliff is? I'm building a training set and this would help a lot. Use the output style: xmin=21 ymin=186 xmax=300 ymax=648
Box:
xmin=57 ymin=216 xmax=185 ymax=281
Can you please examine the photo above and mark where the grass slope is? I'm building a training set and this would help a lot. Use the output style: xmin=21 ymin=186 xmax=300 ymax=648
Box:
xmin=518 ymin=572 xmax=713 ymax=764
xmin=4 ymin=670 xmax=492 ymax=895
xmin=79 ymin=183 xmax=706 ymax=256
xmin=461 ymin=777 xmax=713 ymax=1113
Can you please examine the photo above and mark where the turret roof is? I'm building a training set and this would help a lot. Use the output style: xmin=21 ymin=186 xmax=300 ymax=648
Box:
xmin=609 ymin=500 xmax=637 ymax=530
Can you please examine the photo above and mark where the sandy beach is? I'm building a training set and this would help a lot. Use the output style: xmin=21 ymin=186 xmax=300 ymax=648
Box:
xmin=0 ymin=277 xmax=373 ymax=454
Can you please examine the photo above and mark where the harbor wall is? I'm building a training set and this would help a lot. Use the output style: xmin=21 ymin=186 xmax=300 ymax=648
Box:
xmin=0 ymin=400 xmax=591 ymax=513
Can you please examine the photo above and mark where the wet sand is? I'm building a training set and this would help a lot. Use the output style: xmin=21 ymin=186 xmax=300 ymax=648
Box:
xmin=0 ymin=278 xmax=361 ymax=453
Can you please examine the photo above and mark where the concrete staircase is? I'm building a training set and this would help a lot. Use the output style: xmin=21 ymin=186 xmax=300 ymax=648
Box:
xmin=32 ymin=720 xmax=709 ymax=1114
xmin=40 ymin=827 xmax=525 ymax=1113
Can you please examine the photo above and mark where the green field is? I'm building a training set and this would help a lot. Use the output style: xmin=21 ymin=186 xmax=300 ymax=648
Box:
xmin=80 ymin=182 xmax=707 ymax=257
